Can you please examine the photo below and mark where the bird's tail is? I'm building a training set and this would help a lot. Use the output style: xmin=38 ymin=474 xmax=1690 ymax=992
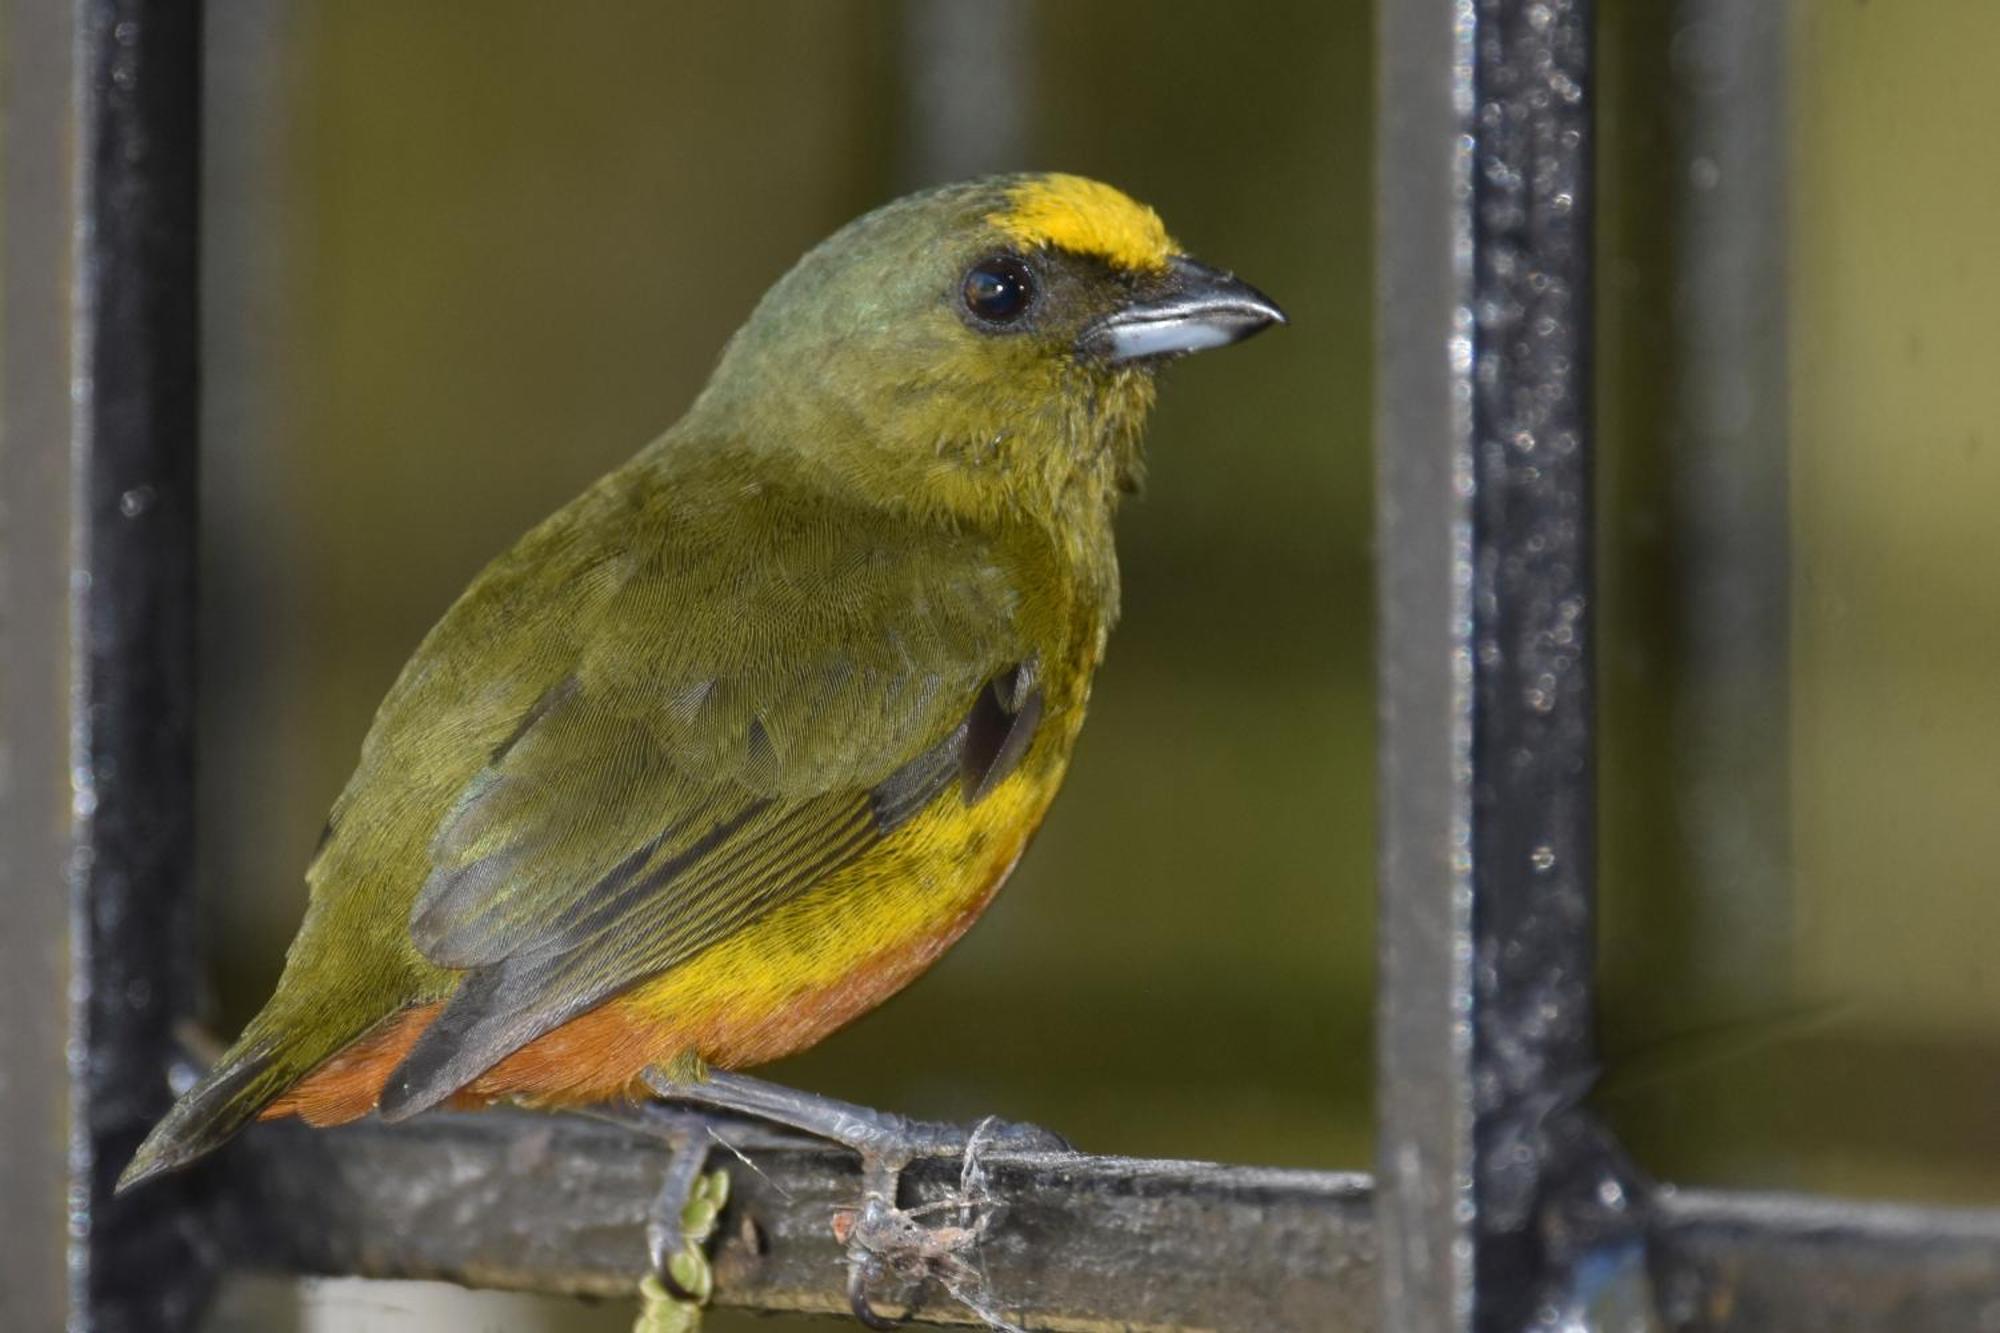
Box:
xmin=115 ymin=1033 xmax=302 ymax=1194
xmin=116 ymin=988 xmax=399 ymax=1195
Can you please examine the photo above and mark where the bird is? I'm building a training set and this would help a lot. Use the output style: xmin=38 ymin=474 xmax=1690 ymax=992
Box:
xmin=117 ymin=173 xmax=1281 ymax=1306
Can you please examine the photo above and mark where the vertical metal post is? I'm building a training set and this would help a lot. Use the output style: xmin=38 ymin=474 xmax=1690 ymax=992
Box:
xmin=1373 ymin=0 xmax=1480 ymax=1320
xmin=897 ymin=0 xmax=1030 ymax=186
xmin=0 ymin=2 xmax=212 ymax=1329
xmin=1377 ymin=2 xmax=1626 ymax=1329
xmin=1664 ymin=0 xmax=1791 ymax=1023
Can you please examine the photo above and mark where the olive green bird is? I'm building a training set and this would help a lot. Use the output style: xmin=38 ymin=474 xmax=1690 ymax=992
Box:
xmin=118 ymin=174 xmax=1283 ymax=1213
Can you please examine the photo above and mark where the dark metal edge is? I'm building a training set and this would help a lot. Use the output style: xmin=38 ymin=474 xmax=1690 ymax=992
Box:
xmin=1459 ymin=4 xmax=1660 ymax=1328
xmin=70 ymin=1 xmax=218 ymax=1329
xmin=1462 ymin=1 xmax=1607 ymax=1325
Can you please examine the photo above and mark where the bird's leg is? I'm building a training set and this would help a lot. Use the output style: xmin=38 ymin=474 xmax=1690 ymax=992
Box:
xmin=641 ymin=1068 xmax=1064 ymax=1161
xmin=641 ymin=1069 xmax=1063 ymax=1329
xmin=579 ymin=1102 xmax=778 ymax=1311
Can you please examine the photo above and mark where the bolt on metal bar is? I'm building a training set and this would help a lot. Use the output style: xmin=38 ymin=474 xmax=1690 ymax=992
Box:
xmin=0 ymin=1 xmax=213 ymax=1330
xmin=1376 ymin=1 xmax=1613 ymax=1329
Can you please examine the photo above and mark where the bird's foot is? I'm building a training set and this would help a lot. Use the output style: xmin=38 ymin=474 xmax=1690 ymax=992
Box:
xmin=579 ymin=1102 xmax=763 ymax=1332
xmin=835 ymin=1116 xmax=1032 ymax=1331
xmin=640 ymin=1069 xmax=1065 ymax=1330
xmin=644 ymin=1128 xmax=730 ymax=1296
xmin=633 ymin=1153 xmax=731 ymax=1332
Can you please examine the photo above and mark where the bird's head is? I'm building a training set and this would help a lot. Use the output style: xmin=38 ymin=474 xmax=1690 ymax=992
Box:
xmin=684 ymin=173 xmax=1284 ymax=530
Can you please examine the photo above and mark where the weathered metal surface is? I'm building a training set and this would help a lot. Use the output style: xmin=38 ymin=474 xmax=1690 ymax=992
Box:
xmin=1 ymin=1 xmax=215 ymax=1330
xmin=1462 ymin=0 xmax=1606 ymax=1319
xmin=74 ymin=0 xmax=217 ymax=1328
xmin=227 ymin=1110 xmax=1381 ymax=1331
xmin=1376 ymin=0 xmax=1611 ymax=1329
xmin=223 ymin=1108 xmax=2000 ymax=1332
xmin=1654 ymin=1190 xmax=2000 ymax=1332
xmin=75 ymin=0 xmax=216 ymax=1321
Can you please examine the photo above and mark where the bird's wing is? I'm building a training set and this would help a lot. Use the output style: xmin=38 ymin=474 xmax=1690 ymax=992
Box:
xmin=373 ymin=480 xmax=1043 ymax=1119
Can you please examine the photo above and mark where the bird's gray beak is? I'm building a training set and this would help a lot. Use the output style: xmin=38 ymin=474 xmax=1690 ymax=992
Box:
xmin=1078 ymin=255 xmax=1286 ymax=364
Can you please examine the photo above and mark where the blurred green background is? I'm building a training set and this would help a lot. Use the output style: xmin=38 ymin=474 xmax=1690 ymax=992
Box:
xmin=1596 ymin=0 xmax=2000 ymax=1207
xmin=186 ymin=1 xmax=2000 ymax=1330
xmin=198 ymin=2 xmax=1368 ymax=1328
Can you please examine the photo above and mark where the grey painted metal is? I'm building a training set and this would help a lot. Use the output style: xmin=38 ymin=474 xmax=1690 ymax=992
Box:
xmin=1376 ymin=1 xmax=1610 ymax=1329
xmin=1373 ymin=0 xmax=1479 ymax=1320
xmin=227 ymin=1111 xmax=1381 ymax=1331
xmin=1664 ymin=0 xmax=1793 ymax=1021
xmin=0 ymin=1 xmax=214 ymax=1329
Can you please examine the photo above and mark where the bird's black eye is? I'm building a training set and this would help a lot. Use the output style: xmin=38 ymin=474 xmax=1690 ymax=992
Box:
xmin=962 ymin=255 xmax=1036 ymax=325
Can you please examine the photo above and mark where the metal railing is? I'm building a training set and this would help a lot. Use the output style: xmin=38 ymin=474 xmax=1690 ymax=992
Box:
xmin=8 ymin=1 xmax=2000 ymax=1330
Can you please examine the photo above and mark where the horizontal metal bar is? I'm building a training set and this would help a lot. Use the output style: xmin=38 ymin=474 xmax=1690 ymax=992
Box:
xmin=222 ymin=1112 xmax=1378 ymax=1331
xmin=217 ymin=1109 xmax=2000 ymax=1331
xmin=1652 ymin=1190 xmax=2000 ymax=1332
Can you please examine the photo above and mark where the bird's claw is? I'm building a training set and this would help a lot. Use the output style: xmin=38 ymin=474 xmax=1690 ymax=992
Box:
xmin=616 ymin=1111 xmax=732 ymax=1321
xmin=834 ymin=1117 xmax=1024 ymax=1332
xmin=659 ymin=1165 xmax=731 ymax=1302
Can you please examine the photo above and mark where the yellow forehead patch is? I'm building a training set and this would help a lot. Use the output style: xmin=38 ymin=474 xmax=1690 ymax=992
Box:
xmin=989 ymin=174 xmax=1176 ymax=274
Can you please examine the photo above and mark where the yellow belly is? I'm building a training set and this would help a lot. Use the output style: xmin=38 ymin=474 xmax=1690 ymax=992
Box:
xmin=616 ymin=757 xmax=1059 ymax=1068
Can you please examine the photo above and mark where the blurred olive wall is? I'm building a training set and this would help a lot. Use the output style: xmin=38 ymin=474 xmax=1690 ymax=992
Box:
xmin=199 ymin=0 xmax=1372 ymax=1191
xmin=1597 ymin=0 xmax=2000 ymax=1204
xmin=1784 ymin=0 xmax=2000 ymax=1198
